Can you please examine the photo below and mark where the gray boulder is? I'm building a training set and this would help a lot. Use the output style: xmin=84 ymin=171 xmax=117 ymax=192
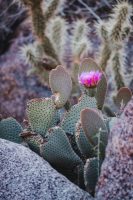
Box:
xmin=0 ymin=139 xmax=93 ymax=200
xmin=96 ymin=98 xmax=133 ymax=200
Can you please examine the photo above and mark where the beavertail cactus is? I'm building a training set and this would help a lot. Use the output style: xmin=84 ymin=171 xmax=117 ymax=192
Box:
xmin=61 ymin=58 xmax=103 ymax=134
xmin=78 ymin=58 xmax=107 ymax=108
xmin=78 ymin=71 xmax=102 ymax=89
xmin=40 ymin=126 xmax=83 ymax=169
xmin=61 ymin=94 xmax=97 ymax=135
xmin=81 ymin=108 xmax=108 ymax=159
xmin=96 ymin=73 xmax=107 ymax=110
xmin=27 ymin=98 xmax=56 ymax=136
xmin=75 ymin=121 xmax=95 ymax=159
xmin=84 ymin=158 xmax=102 ymax=196
xmin=114 ymin=87 xmax=132 ymax=109
xmin=20 ymin=130 xmax=44 ymax=154
xmin=0 ymin=117 xmax=22 ymax=144
xmin=79 ymin=58 xmax=101 ymax=76
xmin=49 ymin=65 xmax=72 ymax=108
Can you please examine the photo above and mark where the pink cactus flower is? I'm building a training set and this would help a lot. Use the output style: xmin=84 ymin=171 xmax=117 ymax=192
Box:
xmin=78 ymin=70 xmax=102 ymax=88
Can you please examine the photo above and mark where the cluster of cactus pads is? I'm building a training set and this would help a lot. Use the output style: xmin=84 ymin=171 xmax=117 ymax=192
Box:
xmin=0 ymin=58 xmax=132 ymax=197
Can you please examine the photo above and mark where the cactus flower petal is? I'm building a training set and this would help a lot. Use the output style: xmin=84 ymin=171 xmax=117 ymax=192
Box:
xmin=78 ymin=71 xmax=102 ymax=88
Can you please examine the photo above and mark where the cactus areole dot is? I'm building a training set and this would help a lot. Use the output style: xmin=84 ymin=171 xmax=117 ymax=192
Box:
xmin=78 ymin=71 xmax=102 ymax=88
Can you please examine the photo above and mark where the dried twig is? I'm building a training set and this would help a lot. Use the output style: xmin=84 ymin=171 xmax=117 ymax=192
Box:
xmin=78 ymin=0 xmax=101 ymax=21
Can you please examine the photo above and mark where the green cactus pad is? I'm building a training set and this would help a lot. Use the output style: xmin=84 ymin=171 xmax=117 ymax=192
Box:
xmin=81 ymin=108 xmax=107 ymax=144
xmin=49 ymin=65 xmax=72 ymax=108
xmin=66 ymin=133 xmax=83 ymax=160
xmin=0 ymin=117 xmax=22 ymax=143
xmin=57 ymin=164 xmax=84 ymax=189
xmin=81 ymin=108 xmax=108 ymax=158
xmin=114 ymin=87 xmax=132 ymax=109
xmin=96 ymin=73 xmax=107 ymax=110
xmin=84 ymin=158 xmax=102 ymax=196
xmin=50 ymin=110 xmax=60 ymax=127
xmin=75 ymin=121 xmax=95 ymax=159
xmin=78 ymin=58 xmax=101 ymax=76
xmin=20 ymin=130 xmax=44 ymax=154
xmin=27 ymin=98 xmax=56 ymax=137
xmin=41 ymin=126 xmax=83 ymax=169
xmin=61 ymin=94 xmax=97 ymax=135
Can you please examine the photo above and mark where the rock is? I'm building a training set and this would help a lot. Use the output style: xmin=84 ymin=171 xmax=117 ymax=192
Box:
xmin=96 ymin=98 xmax=133 ymax=200
xmin=0 ymin=139 xmax=93 ymax=200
